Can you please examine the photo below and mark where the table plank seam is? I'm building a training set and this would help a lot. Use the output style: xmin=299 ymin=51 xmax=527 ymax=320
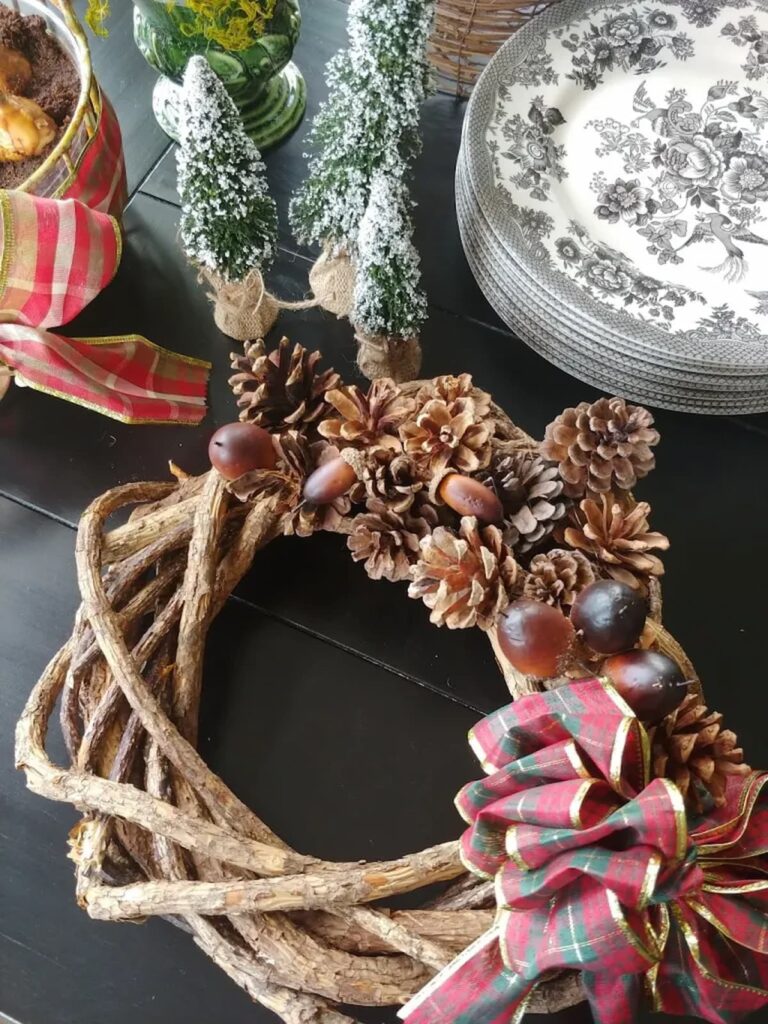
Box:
xmin=0 ymin=489 xmax=488 ymax=717
xmin=129 ymin=140 xmax=175 ymax=205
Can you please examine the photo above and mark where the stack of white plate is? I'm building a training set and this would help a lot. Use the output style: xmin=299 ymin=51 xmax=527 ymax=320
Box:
xmin=456 ymin=0 xmax=768 ymax=413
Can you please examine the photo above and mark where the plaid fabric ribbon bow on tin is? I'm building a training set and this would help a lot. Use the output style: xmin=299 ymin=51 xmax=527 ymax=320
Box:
xmin=0 ymin=94 xmax=208 ymax=426
xmin=401 ymin=678 xmax=768 ymax=1024
xmin=0 ymin=189 xmax=209 ymax=424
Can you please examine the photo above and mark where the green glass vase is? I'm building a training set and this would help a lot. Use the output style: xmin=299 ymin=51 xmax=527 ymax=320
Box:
xmin=132 ymin=0 xmax=305 ymax=149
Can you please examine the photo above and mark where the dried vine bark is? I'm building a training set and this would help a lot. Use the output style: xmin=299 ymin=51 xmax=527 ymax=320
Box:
xmin=16 ymin=388 xmax=693 ymax=1022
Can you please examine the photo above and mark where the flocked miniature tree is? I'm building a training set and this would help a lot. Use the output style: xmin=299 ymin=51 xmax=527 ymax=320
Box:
xmin=177 ymin=55 xmax=278 ymax=341
xmin=353 ymin=165 xmax=427 ymax=380
xmin=289 ymin=0 xmax=434 ymax=378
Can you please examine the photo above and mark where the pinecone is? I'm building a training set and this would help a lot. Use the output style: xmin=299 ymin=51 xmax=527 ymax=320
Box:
xmin=399 ymin=397 xmax=492 ymax=484
xmin=280 ymin=439 xmax=352 ymax=538
xmin=564 ymin=493 xmax=669 ymax=588
xmin=408 ymin=517 xmax=519 ymax=629
xmin=347 ymin=498 xmax=437 ymax=582
xmin=229 ymin=337 xmax=340 ymax=431
xmin=523 ymin=549 xmax=595 ymax=609
xmin=417 ymin=374 xmax=492 ymax=418
xmin=649 ymin=693 xmax=751 ymax=813
xmin=318 ymin=378 xmax=414 ymax=450
xmin=479 ymin=451 xmax=567 ymax=554
xmin=358 ymin=448 xmax=423 ymax=513
xmin=542 ymin=397 xmax=659 ymax=498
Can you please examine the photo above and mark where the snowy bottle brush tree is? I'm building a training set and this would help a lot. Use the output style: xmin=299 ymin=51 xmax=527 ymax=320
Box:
xmin=177 ymin=55 xmax=279 ymax=341
xmin=289 ymin=0 xmax=434 ymax=380
xmin=353 ymin=166 xmax=427 ymax=381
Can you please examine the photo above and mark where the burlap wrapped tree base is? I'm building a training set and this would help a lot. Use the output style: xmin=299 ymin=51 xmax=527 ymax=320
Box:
xmin=355 ymin=332 xmax=423 ymax=384
xmin=207 ymin=253 xmax=424 ymax=385
xmin=207 ymin=269 xmax=281 ymax=342
xmin=14 ymin=381 xmax=697 ymax=1023
xmin=308 ymin=248 xmax=357 ymax=319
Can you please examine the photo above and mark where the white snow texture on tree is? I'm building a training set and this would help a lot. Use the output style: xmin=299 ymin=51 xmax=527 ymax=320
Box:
xmin=177 ymin=55 xmax=277 ymax=283
xmin=353 ymin=167 xmax=427 ymax=338
xmin=289 ymin=0 xmax=435 ymax=253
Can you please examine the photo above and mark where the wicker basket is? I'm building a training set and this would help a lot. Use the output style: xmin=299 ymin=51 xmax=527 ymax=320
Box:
xmin=429 ymin=0 xmax=558 ymax=97
xmin=7 ymin=0 xmax=120 ymax=206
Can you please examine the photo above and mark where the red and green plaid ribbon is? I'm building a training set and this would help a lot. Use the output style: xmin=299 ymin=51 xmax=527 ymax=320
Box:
xmin=400 ymin=679 xmax=768 ymax=1024
xmin=0 ymin=188 xmax=209 ymax=424
xmin=61 ymin=94 xmax=128 ymax=218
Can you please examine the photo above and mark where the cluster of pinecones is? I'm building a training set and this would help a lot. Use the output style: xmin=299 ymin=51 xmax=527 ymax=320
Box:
xmin=230 ymin=338 xmax=667 ymax=621
xmin=227 ymin=337 xmax=748 ymax=817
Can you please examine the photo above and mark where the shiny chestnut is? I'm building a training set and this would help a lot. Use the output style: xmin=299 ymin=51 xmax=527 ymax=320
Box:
xmin=208 ymin=422 xmax=276 ymax=480
xmin=602 ymin=649 xmax=687 ymax=722
xmin=497 ymin=598 xmax=575 ymax=680
xmin=571 ymin=579 xmax=647 ymax=654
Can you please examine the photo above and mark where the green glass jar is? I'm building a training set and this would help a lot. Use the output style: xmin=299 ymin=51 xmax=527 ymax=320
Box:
xmin=132 ymin=0 xmax=305 ymax=149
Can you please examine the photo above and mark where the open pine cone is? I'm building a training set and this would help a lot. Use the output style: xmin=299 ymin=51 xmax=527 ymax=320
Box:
xmin=229 ymin=337 xmax=340 ymax=431
xmin=523 ymin=549 xmax=595 ymax=609
xmin=318 ymin=378 xmax=414 ymax=450
xmin=408 ymin=517 xmax=519 ymax=629
xmin=564 ymin=493 xmax=669 ymax=588
xmin=400 ymin=397 xmax=492 ymax=490
xmin=542 ymin=397 xmax=659 ymax=498
xmin=650 ymin=693 xmax=751 ymax=813
xmin=479 ymin=451 xmax=567 ymax=554
xmin=357 ymin=448 xmax=423 ymax=513
xmin=416 ymin=373 xmax=492 ymax=417
xmin=347 ymin=498 xmax=437 ymax=582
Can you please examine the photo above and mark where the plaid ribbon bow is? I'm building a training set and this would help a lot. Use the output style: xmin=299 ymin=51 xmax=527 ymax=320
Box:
xmin=0 ymin=99 xmax=209 ymax=425
xmin=400 ymin=679 xmax=768 ymax=1024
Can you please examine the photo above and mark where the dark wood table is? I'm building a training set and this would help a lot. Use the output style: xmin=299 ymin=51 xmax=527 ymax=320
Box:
xmin=2 ymin=3 xmax=767 ymax=1023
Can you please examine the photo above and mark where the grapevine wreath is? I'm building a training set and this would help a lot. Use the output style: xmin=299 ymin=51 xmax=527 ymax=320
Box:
xmin=15 ymin=338 xmax=768 ymax=1024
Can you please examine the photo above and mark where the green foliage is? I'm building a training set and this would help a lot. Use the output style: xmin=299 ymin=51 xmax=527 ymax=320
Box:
xmin=177 ymin=56 xmax=277 ymax=283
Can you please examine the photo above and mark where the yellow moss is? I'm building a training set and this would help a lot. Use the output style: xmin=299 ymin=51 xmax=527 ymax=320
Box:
xmin=85 ymin=0 xmax=111 ymax=37
xmin=85 ymin=1 xmax=278 ymax=51
xmin=175 ymin=0 xmax=279 ymax=51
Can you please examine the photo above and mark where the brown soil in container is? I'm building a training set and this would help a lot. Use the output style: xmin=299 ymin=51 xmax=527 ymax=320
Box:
xmin=0 ymin=6 xmax=80 ymax=189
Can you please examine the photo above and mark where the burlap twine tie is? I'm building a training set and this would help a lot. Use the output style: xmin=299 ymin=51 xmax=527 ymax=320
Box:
xmin=206 ymin=248 xmax=357 ymax=343
xmin=206 ymin=252 xmax=423 ymax=385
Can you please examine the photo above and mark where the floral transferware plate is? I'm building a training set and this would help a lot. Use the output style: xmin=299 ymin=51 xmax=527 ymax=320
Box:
xmin=462 ymin=0 xmax=768 ymax=370
xmin=457 ymin=167 xmax=768 ymax=411
xmin=457 ymin=161 xmax=768 ymax=395
xmin=457 ymin=159 xmax=768 ymax=384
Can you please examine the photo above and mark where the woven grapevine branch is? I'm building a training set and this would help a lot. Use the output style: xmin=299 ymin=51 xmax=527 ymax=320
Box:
xmin=15 ymin=341 xmax=711 ymax=1023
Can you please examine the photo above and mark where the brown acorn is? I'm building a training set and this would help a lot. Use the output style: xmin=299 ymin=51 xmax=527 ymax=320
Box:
xmin=303 ymin=457 xmax=357 ymax=504
xmin=438 ymin=473 xmax=503 ymax=523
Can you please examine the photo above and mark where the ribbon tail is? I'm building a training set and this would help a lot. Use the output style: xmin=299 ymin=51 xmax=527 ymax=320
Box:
xmin=0 ymin=326 xmax=209 ymax=425
xmin=399 ymin=930 xmax=535 ymax=1024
